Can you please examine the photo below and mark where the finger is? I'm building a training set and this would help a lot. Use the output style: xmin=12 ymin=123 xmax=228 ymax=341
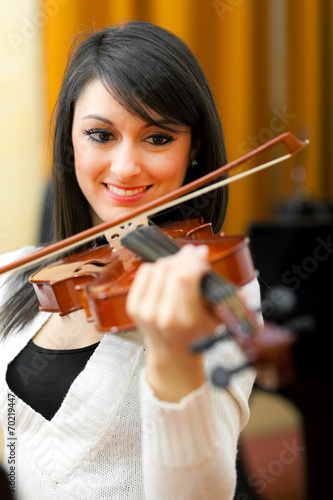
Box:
xmin=126 ymin=262 xmax=154 ymax=317
xmin=172 ymin=244 xmax=211 ymax=281
xmin=127 ymin=245 xmax=212 ymax=335
xmin=126 ymin=260 xmax=169 ymax=327
xmin=154 ymin=247 xmax=214 ymax=334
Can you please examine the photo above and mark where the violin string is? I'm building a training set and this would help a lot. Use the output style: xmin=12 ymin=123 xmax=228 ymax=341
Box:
xmin=224 ymin=294 xmax=255 ymax=334
xmin=204 ymin=270 xmax=255 ymax=334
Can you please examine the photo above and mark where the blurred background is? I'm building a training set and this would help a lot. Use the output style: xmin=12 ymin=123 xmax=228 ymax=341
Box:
xmin=1 ymin=1 xmax=332 ymax=499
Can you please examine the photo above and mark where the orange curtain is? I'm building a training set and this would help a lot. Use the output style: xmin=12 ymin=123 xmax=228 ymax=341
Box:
xmin=42 ymin=0 xmax=332 ymax=234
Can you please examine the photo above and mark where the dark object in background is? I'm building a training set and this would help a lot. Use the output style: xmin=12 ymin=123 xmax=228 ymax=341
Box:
xmin=249 ymin=199 xmax=333 ymax=379
xmin=248 ymin=198 xmax=333 ymax=500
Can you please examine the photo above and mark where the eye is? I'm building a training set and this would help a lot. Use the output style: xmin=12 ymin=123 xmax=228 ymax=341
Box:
xmin=84 ymin=128 xmax=113 ymax=144
xmin=146 ymin=133 xmax=176 ymax=146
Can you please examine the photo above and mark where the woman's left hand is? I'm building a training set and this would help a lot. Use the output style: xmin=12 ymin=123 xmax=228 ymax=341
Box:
xmin=126 ymin=244 xmax=222 ymax=401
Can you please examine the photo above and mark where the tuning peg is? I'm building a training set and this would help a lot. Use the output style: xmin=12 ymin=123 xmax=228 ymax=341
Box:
xmin=283 ymin=314 xmax=315 ymax=334
xmin=189 ymin=331 xmax=231 ymax=353
xmin=211 ymin=362 xmax=250 ymax=388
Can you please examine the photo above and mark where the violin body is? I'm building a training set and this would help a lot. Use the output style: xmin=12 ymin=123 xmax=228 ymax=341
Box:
xmin=29 ymin=244 xmax=115 ymax=316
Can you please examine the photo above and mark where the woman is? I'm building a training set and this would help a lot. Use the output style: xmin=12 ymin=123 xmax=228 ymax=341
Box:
xmin=0 ymin=21 xmax=260 ymax=499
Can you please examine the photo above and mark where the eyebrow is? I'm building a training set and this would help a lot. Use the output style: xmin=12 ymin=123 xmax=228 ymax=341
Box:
xmin=82 ymin=114 xmax=112 ymax=126
xmin=81 ymin=114 xmax=190 ymax=134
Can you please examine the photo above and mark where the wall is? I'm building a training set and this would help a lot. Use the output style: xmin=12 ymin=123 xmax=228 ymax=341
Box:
xmin=0 ymin=0 xmax=48 ymax=254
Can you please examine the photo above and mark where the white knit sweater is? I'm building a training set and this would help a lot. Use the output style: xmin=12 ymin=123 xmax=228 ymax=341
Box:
xmin=0 ymin=247 xmax=259 ymax=500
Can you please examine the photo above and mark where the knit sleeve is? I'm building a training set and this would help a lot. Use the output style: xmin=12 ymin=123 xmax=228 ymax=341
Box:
xmin=139 ymin=277 xmax=260 ymax=500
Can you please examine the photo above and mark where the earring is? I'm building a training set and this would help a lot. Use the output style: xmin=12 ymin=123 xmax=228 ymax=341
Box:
xmin=190 ymin=158 xmax=198 ymax=168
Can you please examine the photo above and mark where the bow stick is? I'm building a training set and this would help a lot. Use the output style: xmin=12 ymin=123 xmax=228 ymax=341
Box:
xmin=0 ymin=132 xmax=309 ymax=275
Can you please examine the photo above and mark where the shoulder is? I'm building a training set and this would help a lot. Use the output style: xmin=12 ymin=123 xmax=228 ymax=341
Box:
xmin=0 ymin=245 xmax=38 ymax=267
xmin=0 ymin=246 xmax=39 ymax=290
xmin=0 ymin=245 xmax=39 ymax=327
xmin=0 ymin=247 xmax=45 ymax=368
xmin=0 ymin=246 xmax=39 ymax=313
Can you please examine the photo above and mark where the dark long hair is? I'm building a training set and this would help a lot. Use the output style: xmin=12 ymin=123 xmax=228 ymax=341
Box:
xmin=1 ymin=21 xmax=228 ymax=338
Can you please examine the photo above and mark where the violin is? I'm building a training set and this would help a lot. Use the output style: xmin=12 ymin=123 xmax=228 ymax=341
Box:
xmin=0 ymin=132 xmax=309 ymax=389
xmin=29 ymin=217 xmax=256 ymax=330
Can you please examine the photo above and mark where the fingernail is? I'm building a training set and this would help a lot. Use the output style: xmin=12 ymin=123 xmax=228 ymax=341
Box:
xmin=180 ymin=244 xmax=209 ymax=256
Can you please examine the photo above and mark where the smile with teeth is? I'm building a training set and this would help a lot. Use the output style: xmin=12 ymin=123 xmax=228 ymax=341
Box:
xmin=105 ymin=184 xmax=150 ymax=196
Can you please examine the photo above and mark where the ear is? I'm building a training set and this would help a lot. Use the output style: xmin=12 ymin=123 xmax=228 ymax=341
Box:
xmin=190 ymin=138 xmax=202 ymax=160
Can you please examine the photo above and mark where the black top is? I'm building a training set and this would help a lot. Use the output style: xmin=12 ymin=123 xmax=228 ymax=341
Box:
xmin=6 ymin=340 xmax=99 ymax=420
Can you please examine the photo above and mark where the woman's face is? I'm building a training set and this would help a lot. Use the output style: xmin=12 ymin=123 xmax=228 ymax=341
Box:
xmin=72 ymin=79 xmax=195 ymax=224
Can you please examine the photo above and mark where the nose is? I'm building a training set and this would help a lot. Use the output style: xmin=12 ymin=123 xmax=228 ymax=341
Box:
xmin=109 ymin=141 xmax=142 ymax=181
